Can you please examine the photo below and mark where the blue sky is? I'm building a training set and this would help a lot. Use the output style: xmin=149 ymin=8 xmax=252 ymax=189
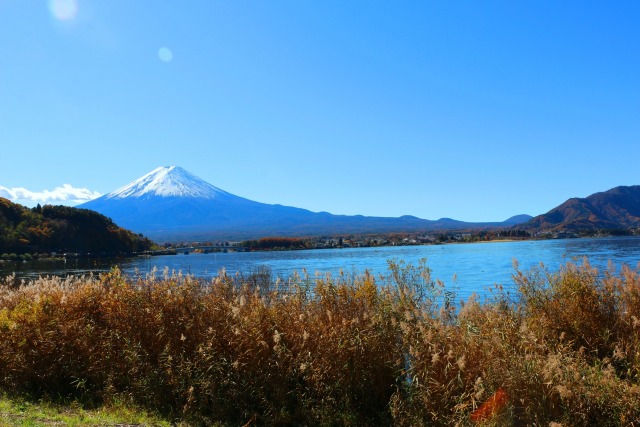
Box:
xmin=1 ymin=1 xmax=639 ymax=221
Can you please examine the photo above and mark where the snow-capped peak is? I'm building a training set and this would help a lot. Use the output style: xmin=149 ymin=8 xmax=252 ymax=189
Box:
xmin=106 ymin=166 xmax=229 ymax=199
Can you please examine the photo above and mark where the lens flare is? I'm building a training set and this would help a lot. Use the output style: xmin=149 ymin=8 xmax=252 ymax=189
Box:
xmin=471 ymin=388 xmax=509 ymax=423
xmin=158 ymin=47 xmax=173 ymax=63
xmin=49 ymin=0 xmax=78 ymax=21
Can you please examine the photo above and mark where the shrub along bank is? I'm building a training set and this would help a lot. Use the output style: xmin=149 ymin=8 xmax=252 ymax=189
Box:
xmin=0 ymin=259 xmax=639 ymax=426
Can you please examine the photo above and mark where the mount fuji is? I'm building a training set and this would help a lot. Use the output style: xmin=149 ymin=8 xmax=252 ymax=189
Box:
xmin=80 ymin=166 xmax=528 ymax=241
xmin=103 ymin=166 xmax=229 ymax=200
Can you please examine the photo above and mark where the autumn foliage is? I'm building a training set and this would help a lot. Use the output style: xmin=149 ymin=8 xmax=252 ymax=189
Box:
xmin=1 ymin=259 xmax=640 ymax=425
xmin=0 ymin=197 xmax=153 ymax=254
xmin=243 ymin=236 xmax=311 ymax=250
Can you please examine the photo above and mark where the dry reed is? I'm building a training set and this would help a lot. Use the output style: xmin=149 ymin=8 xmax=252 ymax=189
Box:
xmin=0 ymin=258 xmax=639 ymax=426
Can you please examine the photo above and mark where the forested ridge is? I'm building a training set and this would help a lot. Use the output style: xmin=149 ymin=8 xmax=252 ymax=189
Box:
xmin=0 ymin=197 xmax=154 ymax=254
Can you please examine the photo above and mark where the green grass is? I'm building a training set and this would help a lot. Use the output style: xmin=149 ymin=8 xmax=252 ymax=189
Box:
xmin=0 ymin=393 xmax=174 ymax=426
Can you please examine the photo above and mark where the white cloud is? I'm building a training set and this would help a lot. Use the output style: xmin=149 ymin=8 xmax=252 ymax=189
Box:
xmin=0 ymin=184 xmax=101 ymax=207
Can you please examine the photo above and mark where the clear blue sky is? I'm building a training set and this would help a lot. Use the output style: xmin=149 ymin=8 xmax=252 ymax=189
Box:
xmin=1 ymin=1 xmax=639 ymax=221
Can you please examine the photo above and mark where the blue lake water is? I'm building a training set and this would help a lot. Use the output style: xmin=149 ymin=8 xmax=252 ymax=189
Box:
xmin=5 ymin=236 xmax=640 ymax=301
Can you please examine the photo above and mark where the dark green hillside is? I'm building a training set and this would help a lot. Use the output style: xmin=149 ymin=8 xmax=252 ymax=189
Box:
xmin=0 ymin=197 xmax=154 ymax=254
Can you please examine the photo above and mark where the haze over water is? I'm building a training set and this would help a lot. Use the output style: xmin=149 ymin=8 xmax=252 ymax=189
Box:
xmin=5 ymin=237 xmax=640 ymax=302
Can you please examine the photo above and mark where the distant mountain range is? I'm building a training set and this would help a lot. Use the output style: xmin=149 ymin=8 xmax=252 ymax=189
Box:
xmin=80 ymin=166 xmax=531 ymax=241
xmin=522 ymin=185 xmax=640 ymax=232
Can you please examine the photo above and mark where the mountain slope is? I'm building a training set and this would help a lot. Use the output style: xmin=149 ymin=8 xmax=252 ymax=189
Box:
xmin=502 ymin=214 xmax=533 ymax=225
xmin=523 ymin=185 xmax=640 ymax=231
xmin=0 ymin=198 xmax=154 ymax=253
xmin=106 ymin=166 xmax=230 ymax=200
xmin=81 ymin=166 xmax=530 ymax=241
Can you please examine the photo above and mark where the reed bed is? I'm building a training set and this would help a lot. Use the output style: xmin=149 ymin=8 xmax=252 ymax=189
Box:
xmin=1 ymin=259 xmax=640 ymax=426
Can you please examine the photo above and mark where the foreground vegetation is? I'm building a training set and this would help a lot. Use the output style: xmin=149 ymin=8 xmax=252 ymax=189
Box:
xmin=0 ymin=392 xmax=173 ymax=426
xmin=1 ymin=259 xmax=640 ymax=425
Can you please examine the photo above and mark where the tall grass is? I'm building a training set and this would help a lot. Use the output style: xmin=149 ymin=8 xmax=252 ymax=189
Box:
xmin=1 ymin=259 xmax=640 ymax=425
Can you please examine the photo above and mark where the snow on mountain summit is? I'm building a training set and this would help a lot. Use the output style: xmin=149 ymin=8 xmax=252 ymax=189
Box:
xmin=106 ymin=166 xmax=229 ymax=199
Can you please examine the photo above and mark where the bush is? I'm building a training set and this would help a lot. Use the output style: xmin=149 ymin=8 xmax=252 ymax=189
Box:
xmin=0 ymin=260 xmax=639 ymax=425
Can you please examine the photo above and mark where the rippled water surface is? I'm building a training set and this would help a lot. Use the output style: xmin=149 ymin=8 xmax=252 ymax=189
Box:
xmin=4 ymin=237 xmax=640 ymax=300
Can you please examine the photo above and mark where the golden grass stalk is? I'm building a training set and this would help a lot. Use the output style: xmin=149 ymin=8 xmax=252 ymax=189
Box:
xmin=0 ymin=259 xmax=639 ymax=425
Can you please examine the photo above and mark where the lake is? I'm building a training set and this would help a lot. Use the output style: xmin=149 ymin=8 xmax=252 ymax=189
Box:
xmin=3 ymin=236 xmax=640 ymax=301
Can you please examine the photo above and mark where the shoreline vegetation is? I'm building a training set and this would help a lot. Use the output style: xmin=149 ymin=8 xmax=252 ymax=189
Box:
xmin=0 ymin=198 xmax=155 ymax=259
xmin=1 ymin=229 xmax=636 ymax=261
xmin=1 ymin=259 xmax=640 ymax=425
xmin=170 ymin=228 xmax=639 ymax=254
